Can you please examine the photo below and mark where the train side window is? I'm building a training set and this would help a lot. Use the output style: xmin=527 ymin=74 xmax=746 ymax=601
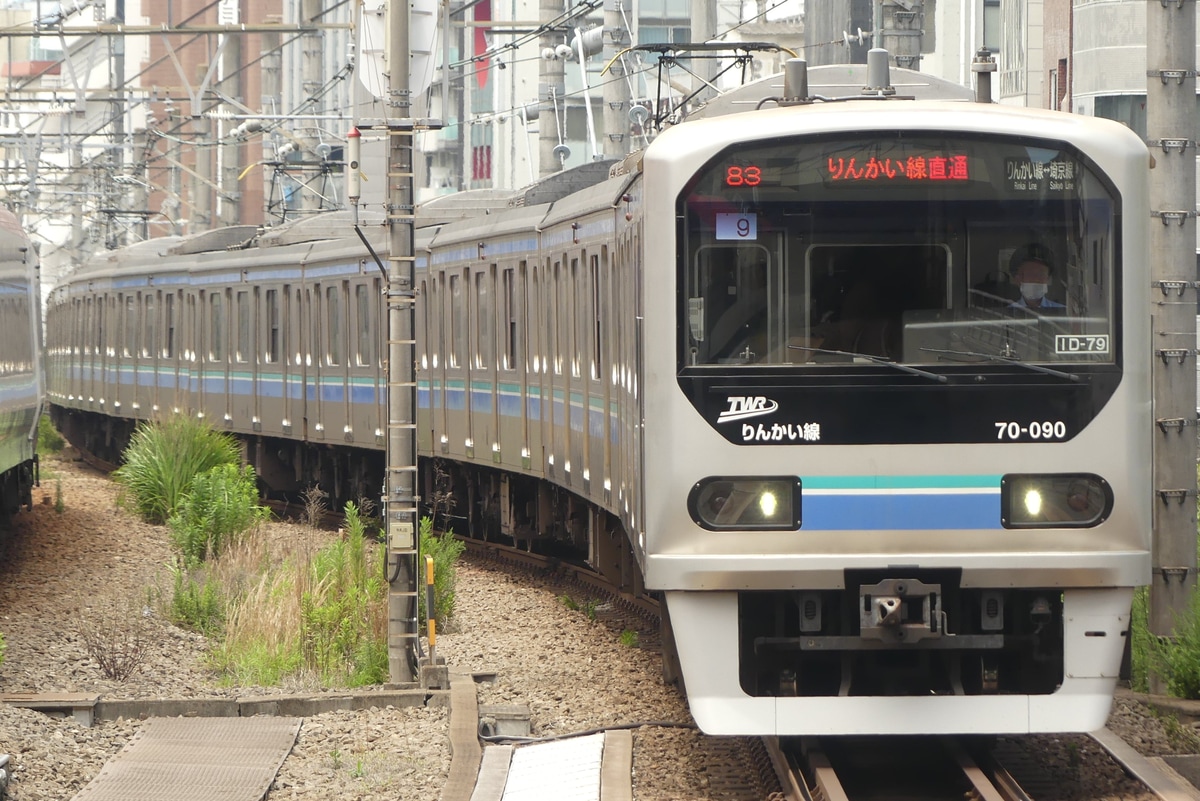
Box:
xmin=236 ymin=290 xmax=250 ymax=363
xmin=143 ymin=293 xmax=156 ymax=358
xmin=165 ymin=293 xmax=176 ymax=359
xmin=449 ymin=273 xmax=463 ymax=369
xmin=123 ymin=295 xmax=136 ymax=357
xmin=265 ymin=289 xmax=279 ymax=364
xmin=501 ymin=266 xmax=517 ymax=371
xmin=476 ymin=267 xmax=494 ymax=370
xmin=571 ymin=257 xmax=582 ymax=379
xmin=551 ymin=261 xmax=562 ymax=375
xmin=355 ymin=283 xmax=371 ymax=367
xmin=209 ymin=292 xmax=224 ymax=361
xmin=326 ymin=285 xmax=343 ymax=366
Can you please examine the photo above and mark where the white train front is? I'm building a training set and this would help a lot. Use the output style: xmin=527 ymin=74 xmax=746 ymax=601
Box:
xmin=642 ymin=100 xmax=1150 ymax=735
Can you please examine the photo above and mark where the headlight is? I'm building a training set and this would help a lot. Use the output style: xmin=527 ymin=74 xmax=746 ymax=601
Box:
xmin=688 ymin=477 xmax=801 ymax=531
xmin=1001 ymin=474 xmax=1112 ymax=528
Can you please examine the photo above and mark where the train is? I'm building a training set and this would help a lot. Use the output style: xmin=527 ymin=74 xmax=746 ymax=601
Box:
xmin=0 ymin=209 xmax=42 ymax=522
xmin=45 ymin=60 xmax=1151 ymax=736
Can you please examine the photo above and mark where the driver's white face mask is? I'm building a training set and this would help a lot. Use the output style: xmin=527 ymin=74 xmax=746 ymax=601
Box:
xmin=1019 ymin=282 xmax=1048 ymax=302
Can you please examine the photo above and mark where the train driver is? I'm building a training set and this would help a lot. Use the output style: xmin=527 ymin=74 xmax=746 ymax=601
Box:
xmin=1008 ymin=243 xmax=1065 ymax=311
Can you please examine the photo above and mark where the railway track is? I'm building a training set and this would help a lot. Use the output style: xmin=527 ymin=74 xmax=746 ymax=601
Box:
xmin=764 ymin=735 xmax=1035 ymax=801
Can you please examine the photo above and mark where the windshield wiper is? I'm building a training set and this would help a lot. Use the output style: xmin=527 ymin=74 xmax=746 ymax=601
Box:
xmin=789 ymin=345 xmax=947 ymax=383
xmin=919 ymin=347 xmax=1080 ymax=382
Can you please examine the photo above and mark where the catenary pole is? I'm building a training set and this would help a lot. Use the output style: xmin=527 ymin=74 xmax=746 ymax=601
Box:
xmin=1147 ymin=0 xmax=1197 ymax=693
xmin=383 ymin=0 xmax=419 ymax=685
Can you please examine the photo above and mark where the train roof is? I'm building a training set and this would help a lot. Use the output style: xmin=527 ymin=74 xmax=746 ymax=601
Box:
xmin=686 ymin=63 xmax=975 ymax=121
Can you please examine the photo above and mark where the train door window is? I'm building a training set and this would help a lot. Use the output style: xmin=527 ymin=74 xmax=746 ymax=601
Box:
xmin=501 ymin=266 xmax=518 ymax=371
xmin=123 ymin=295 xmax=137 ymax=357
xmin=326 ymin=284 xmax=344 ymax=367
xmin=265 ymin=289 xmax=279 ymax=364
xmin=429 ymin=274 xmax=441 ymax=369
xmin=551 ymin=261 xmax=562 ymax=375
xmin=165 ymin=293 xmax=176 ymax=359
xmin=591 ymin=253 xmax=602 ymax=380
xmin=209 ymin=292 xmax=224 ymax=361
xmin=143 ymin=293 xmax=156 ymax=358
xmin=475 ymin=267 xmax=494 ymax=370
xmin=355 ymin=283 xmax=372 ymax=367
xmin=98 ymin=296 xmax=107 ymax=357
xmin=449 ymin=273 xmax=464 ymax=369
xmin=310 ymin=287 xmax=321 ymax=368
xmin=529 ymin=264 xmax=542 ymax=373
xmin=570 ymin=257 xmax=582 ymax=379
xmin=236 ymin=290 xmax=250 ymax=363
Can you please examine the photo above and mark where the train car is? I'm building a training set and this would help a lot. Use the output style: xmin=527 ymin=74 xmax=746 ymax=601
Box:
xmin=0 ymin=209 xmax=43 ymax=519
xmin=45 ymin=59 xmax=1150 ymax=737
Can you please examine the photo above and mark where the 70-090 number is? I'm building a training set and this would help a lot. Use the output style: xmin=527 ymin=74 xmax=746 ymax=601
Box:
xmin=995 ymin=421 xmax=1067 ymax=440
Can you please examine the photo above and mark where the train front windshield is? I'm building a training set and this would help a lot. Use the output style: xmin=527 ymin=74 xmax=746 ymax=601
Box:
xmin=679 ymin=133 xmax=1119 ymax=369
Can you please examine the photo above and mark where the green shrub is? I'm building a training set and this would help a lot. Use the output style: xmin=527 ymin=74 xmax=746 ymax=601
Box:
xmin=114 ymin=415 xmax=241 ymax=524
xmin=169 ymin=559 xmax=226 ymax=635
xmin=0 ymin=630 xmax=6 ymax=666
xmin=169 ymin=464 xmax=270 ymax=564
xmin=417 ymin=516 xmax=464 ymax=629
xmin=37 ymin=416 xmax=64 ymax=453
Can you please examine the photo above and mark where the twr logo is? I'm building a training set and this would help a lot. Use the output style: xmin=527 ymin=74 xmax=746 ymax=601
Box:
xmin=716 ymin=395 xmax=779 ymax=424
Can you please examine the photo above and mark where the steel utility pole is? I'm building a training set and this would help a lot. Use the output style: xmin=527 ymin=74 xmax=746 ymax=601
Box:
xmin=383 ymin=0 xmax=420 ymax=686
xmin=601 ymin=0 xmax=632 ymax=160
xmin=1147 ymin=0 xmax=1197 ymax=694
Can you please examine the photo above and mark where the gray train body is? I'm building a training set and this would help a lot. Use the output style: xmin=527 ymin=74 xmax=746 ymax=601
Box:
xmin=0 ymin=209 xmax=42 ymax=519
xmin=47 ymin=72 xmax=1151 ymax=736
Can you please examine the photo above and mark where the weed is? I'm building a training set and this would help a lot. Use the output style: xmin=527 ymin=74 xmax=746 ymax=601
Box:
xmin=559 ymin=594 xmax=579 ymax=611
xmin=330 ymin=749 xmax=343 ymax=770
xmin=0 ymin=630 xmax=5 ymax=666
xmin=54 ymin=478 xmax=64 ymax=514
xmin=78 ymin=601 xmax=151 ymax=681
xmin=619 ymin=629 xmax=639 ymax=648
xmin=353 ymin=759 xmax=365 ymax=779
xmin=168 ymin=559 xmax=225 ymax=635
xmin=302 ymin=485 xmax=328 ymax=529
xmin=417 ymin=516 xmax=464 ymax=630
xmin=581 ymin=598 xmax=598 ymax=621
xmin=37 ymin=416 xmax=64 ymax=454
xmin=169 ymin=463 xmax=270 ymax=564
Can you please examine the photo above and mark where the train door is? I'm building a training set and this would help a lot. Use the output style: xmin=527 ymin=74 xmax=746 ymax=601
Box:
xmin=142 ymin=291 xmax=157 ymax=417
xmin=498 ymin=263 xmax=525 ymax=469
xmin=233 ymin=288 xmax=256 ymax=430
xmin=259 ymin=286 xmax=282 ymax=437
xmin=532 ymin=260 xmax=549 ymax=478
xmin=306 ymin=284 xmax=324 ymax=442
xmin=589 ymin=251 xmax=607 ymax=505
xmin=472 ymin=265 xmax=496 ymax=464
xmin=323 ymin=281 xmax=349 ymax=444
xmin=573 ymin=253 xmax=590 ymax=495
xmin=549 ymin=258 xmax=567 ymax=483
xmin=429 ymin=272 xmax=448 ymax=455
xmin=349 ymin=277 xmax=380 ymax=447
xmin=199 ymin=290 xmax=217 ymax=423
xmin=445 ymin=270 xmax=469 ymax=460
xmin=285 ymin=285 xmax=300 ymax=437
xmin=185 ymin=290 xmax=199 ymax=415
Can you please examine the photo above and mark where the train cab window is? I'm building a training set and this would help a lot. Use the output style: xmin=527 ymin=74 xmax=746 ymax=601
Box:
xmin=326 ymin=285 xmax=342 ymax=367
xmin=265 ymin=289 xmax=279 ymax=364
xmin=209 ymin=293 xmax=224 ymax=361
xmin=235 ymin=290 xmax=250 ymax=363
xmin=680 ymin=133 xmax=1119 ymax=370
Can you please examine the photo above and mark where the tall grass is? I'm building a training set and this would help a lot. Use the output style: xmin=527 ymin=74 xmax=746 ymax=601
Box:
xmin=114 ymin=414 xmax=241 ymax=524
xmin=213 ymin=502 xmax=388 ymax=686
xmin=169 ymin=463 xmax=271 ymax=564
xmin=418 ymin=516 xmax=465 ymax=629
xmin=37 ymin=416 xmax=64 ymax=454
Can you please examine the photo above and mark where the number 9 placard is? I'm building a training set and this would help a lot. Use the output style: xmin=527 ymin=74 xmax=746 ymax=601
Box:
xmin=715 ymin=212 xmax=758 ymax=241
